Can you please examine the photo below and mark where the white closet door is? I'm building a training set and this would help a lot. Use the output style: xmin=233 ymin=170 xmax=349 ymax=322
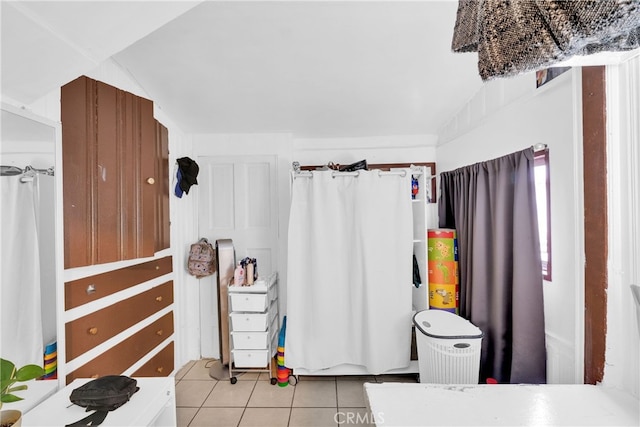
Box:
xmin=198 ymin=155 xmax=278 ymax=357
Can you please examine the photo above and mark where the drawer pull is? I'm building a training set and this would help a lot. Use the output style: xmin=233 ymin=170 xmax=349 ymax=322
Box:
xmin=86 ymin=284 xmax=96 ymax=295
xmin=156 ymin=329 xmax=164 ymax=336
xmin=156 ymin=367 xmax=164 ymax=373
xmin=91 ymin=374 xmax=99 ymax=379
xmin=147 ymin=177 xmax=155 ymax=185
xmin=88 ymin=327 xmax=98 ymax=335
xmin=155 ymin=265 xmax=160 ymax=270
xmin=156 ymin=296 xmax=163 ymax=302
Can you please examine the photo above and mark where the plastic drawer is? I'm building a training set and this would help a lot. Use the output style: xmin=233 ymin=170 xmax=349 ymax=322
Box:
xmin=230 ymin=292 xmax=268 ymax=312
xmin=231 ymin=331 xmax=269 ymax=350
xmin=232 ymin=349 xmax=269 ymax=368
xmin=230 ymin=312 xmax=268 ymax=332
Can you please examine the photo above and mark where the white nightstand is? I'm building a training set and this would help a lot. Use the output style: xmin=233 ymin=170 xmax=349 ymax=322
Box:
xmin=21 ymin=377 xmax=176 ymax=427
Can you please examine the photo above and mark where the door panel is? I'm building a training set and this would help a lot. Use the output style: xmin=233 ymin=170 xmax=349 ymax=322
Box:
xmin=198 ymin=155 xmax=278 ymax=357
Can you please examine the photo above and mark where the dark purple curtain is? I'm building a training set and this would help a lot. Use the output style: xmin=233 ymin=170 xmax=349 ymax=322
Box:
xmin=439 ymin=148 xmax=546 ymax=384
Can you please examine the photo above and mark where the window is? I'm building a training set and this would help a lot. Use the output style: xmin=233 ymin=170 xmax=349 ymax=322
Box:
xmin=534 ymin=148 xmax=552 ymax=281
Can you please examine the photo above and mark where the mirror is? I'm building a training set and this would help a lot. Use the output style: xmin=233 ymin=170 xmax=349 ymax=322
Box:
xmin=1 ymin=107 xmax=57 ymax=372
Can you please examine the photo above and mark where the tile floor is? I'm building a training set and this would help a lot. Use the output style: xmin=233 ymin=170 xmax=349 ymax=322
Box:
xmin=175 ymin=359 xmax=418 ymax=427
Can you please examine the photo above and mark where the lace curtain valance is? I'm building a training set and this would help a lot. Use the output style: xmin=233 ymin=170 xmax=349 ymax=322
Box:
xmin=452 ymin=0 xmax=640 ymax=80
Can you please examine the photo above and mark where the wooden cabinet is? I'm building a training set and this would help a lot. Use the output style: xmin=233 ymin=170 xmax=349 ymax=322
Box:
xmin=65 ymin=280 xmax=173 ymax=361
xmin=64 ymin=258 xmax=174 ymax=384
xmin=61 ymin=75 xmax=169 ymax=269
xmin=60 ymin=76 xmax=174 ymax=385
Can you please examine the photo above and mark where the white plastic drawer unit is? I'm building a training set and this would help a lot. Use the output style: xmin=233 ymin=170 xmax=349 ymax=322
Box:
xmin=232 ymin=349 xmax=269 ymax=368
xmin=230 ymin=312 xmax=269 ymax=331
xmin=231 ymin=331 xmax=269 ymax=349
xmin=230 ymin=292 xmax=269 ymax=312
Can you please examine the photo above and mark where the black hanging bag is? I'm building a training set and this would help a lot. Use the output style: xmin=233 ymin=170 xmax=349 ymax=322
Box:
xmin=66 ymin=375 xmax=139 ymax=426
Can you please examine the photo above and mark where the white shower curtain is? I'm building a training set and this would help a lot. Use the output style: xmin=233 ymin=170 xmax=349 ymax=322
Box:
xmin=1 ymin=175 xmax=44 ymax=367
xmin=285 ymin=169 xmax=413 ymax=374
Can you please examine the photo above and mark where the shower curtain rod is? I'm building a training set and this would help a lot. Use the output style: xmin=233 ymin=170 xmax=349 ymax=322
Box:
xmin=424 ymin=144 xmax=547 ymax=182
xmin=292 ymin=169 xmax=416 ymax=179
xmin=0 ymin=165 xmax=55 ymax=177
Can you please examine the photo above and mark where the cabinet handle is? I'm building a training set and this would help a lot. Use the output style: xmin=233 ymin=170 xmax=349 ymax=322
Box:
xmin=156 ymin=367 xmax=164 ymax=374
xmin=88 ymin=327 xmax=98 ymax=335
xmin=86 ymin=284 xmax=96 ymax=295
xmin=156 ymin=329 xmax=164 ymax=336
xmin=147 ymin=177 xmax=155 ymax=185
xmin=156 ymin=296 xmax=163 ymax=302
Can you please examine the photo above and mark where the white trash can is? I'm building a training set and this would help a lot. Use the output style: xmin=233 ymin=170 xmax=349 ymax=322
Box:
xmin=413 ymin=309 xmax=483 ymax=384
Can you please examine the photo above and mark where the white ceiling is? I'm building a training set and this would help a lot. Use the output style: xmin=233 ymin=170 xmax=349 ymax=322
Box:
xmin=2 ymin=1 xmax=484 ymax=139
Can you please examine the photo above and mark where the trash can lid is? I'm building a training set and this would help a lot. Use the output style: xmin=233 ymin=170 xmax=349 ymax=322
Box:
xmin=412 ymin=309 xmax=483 ymax=339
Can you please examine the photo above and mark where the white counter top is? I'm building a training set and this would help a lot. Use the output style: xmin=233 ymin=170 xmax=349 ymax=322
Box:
xmin=1 ymin=380 xmax=58 ymax=414
xmin=364 ymin=383 xmax=640 ymax=426
xmin=22 ymin=377 xmax=176 ymax=427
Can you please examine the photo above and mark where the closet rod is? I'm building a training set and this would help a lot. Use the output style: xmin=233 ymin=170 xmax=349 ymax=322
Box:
xmin=0 ymin=165 xmax=55 ymax=177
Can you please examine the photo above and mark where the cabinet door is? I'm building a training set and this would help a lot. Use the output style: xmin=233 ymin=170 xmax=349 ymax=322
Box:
xmin=155 ymin=121 xmax=170 ymax=252
xmin=61 ymin=76 xmax=158 ymax=268
xmin=61 ymin=76 xmax=96 ymax=268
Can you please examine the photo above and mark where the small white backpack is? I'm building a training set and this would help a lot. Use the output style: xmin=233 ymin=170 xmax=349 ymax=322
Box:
xmin=187 ymin=238 xmax=216 ymax=278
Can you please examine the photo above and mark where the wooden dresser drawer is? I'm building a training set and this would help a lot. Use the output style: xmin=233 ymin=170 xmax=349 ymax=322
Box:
xmin=66 ymin=311 xmax=174 ymax=384
xmin=66 ymin=281 xmax=173 ymax=361
xmin=65 ymin=256 xmax=172 ymax=310
xmin=132 ymin=341 xmax=174 ymax=377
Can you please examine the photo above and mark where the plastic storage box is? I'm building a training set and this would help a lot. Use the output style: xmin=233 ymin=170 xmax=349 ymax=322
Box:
xmin=413 ymin=309 xmax=483 ymax=384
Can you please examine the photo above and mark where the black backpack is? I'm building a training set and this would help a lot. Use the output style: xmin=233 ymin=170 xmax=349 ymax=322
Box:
xmin=66 ymin=375 xmax=139 ymax=426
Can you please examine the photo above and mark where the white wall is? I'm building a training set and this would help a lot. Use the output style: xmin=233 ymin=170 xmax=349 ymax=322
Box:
xmin=437 ymin=69 xmax=585 ymax=384
xmin=602 ymin=54 xmax=640 ymax=398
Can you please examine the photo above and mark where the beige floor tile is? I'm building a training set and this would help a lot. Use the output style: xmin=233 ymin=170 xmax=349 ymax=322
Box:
xmin=289 ymin=407 xmax=339 ymax=427
xmin=239 ymin=407 xmax=290 ymax=427
xmin=336 ymin=380 xmax=369 ymax=408
xmin=247 ymin=380 xmax=295 ymax=407
xmin=204 ymin=379 xmax=256 ymax=407
xmin=189 ymin=407 xmax=244 ymax=427
xmin=176 ymin=407 xmax=198 ymax=427
xmin=336 ymin=408 xmax=377 ymax=426
xmin=236 ymin=371 xmax=261 ymax=381
xmin=176 ymin=360 xmax=197 ymax=381
xmin=292 ymin=380 xmax=337 ymax=407
xmin=176 ymin=379 xmax=216 ymax=407
xmin=257 ymin=372 xmax=277 ymax=382
xmin=183 ymin=359 xmax=219 ymax=380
